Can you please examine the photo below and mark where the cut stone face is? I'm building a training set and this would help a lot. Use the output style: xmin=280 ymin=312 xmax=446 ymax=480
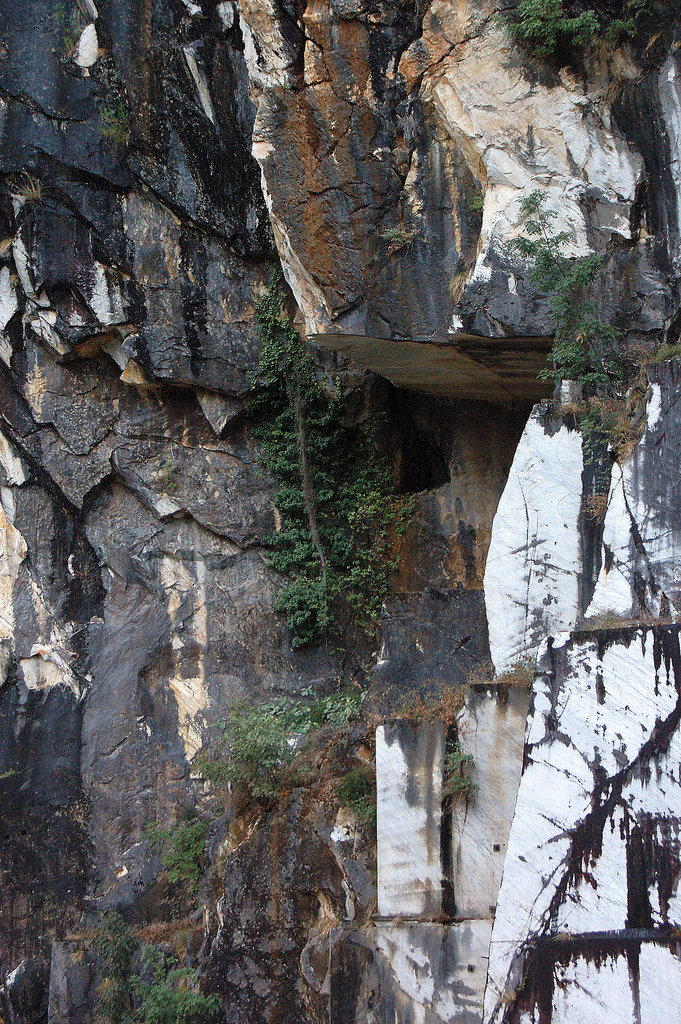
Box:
xmin=484 ymin=626 xmax=681 ymax=1023
xmin=376 ymin=721 xmax=445 ymax=919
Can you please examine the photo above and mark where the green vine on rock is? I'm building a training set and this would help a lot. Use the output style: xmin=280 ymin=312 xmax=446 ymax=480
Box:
xmin=249 ymin=270 xmax=412 ymax=649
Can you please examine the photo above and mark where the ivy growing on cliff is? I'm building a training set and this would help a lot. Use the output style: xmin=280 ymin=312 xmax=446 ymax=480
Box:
xmin=249 ymin=270 xmax=412 ymax=648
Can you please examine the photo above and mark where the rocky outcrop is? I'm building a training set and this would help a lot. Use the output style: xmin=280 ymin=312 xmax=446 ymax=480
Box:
xmin=240 ymin=1 xmax=680 ymax=398
xmin=484 ymin=359 xmax=681 ymax=674
xmin=480 ymin=359 xmax=681 ymax=1021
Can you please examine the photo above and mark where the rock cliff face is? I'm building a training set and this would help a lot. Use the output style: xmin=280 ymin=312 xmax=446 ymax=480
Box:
xmin=1 ymin=1 xmax=681 ymax=1022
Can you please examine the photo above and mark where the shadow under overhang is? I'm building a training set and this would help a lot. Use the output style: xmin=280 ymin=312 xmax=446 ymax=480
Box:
xmin=310 ymin=331 xmax=553 ymax=404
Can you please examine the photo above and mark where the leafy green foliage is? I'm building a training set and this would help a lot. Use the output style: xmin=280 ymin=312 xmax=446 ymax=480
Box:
xmin=579 ymin=405 xmax=612 ymax=469
xmin=507 ymin=0 xmax=599 ymax=56
xmin=92 ymin=915 xmax=220 ymax=1024
xmin=93 ymin=912 xmax=137 ymax=1024
xmin=194 ymin=698 xmax=294 ymax=800
xmin=606 ymin=0 xmax=654 ymax=42
xmin=336 ymin=763 xmax=376 ymax=829
xmin=380 ymin=226 xmax=418 ymax=252
xmin=442 ymin=743 xmax=475 ymax=802
xmin=511 ymin=191 xmax=621 ymax=393
xmin=468 ymin=192 xmax=485 ymax=215
xmin=249 ymin=270 xmax=412 ymax=648
xmin=144 ymin=819 xmax=209 ymax=893
xmin=131 ymin=948 xmax=220 ymax=1024
xmin=194 ymin=688 xmax=365 ymax=802
xmin=505 ymin=0 xmax=653 ymax=57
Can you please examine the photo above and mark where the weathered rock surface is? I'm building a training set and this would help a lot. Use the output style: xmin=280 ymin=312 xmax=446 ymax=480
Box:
xmin=242 ymin=1 xmax=681 ymax=398
xmin=2 ymin=0 xmax=681 ymax=1022
xmin=485 ymin=358 xmax=681 ymax=675
xmin=485 ymin=626 xmax=681 ymax=1023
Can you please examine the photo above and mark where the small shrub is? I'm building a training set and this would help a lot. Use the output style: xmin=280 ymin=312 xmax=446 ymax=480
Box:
xmin=91 ymin=915 xmax=219 ymax=1024
xmin=504 ymin=0 xmax=656 ymax=58
xmin=606 ymin=0 xmax=654 ymax=42
xmin=92 ymin=912 xmax=137 ymax=1024
xmin=442 ymin=743 xmax=475 ymax=802
xmin=194 ymin=699 xmax=292 ymax=801
xmin=380 ymin=226 xmax=418 ymax=253
xmin=194 ymin=688 xmax=365 ymax=803
xmin=511 ymin=191 xmax=622 ymax=393
xmin=144 ymin=818 xmax=209 ymax=893
xmin=158 ymin=456 xmax=179 ymax=494
xmin=468 ymin=192 xmax=485 ymax=214
xmin=337 ymin=763 xmax=376 ymax=829
xmin=100 ymin=102 xmax=130 ymax=144
xmin=131 ymin=947 xmax=220 ymax=1024
xmin=505 ymin=0 xmax=599 ymax=57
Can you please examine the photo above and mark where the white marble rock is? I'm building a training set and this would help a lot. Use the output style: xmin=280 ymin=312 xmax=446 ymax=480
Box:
xmin=376 ymin=721 xmax=445 ymax=919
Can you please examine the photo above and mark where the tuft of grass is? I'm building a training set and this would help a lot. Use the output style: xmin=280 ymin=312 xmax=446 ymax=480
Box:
xmin=9 ymin=171 xmax=43 ymax=204
xmin=495 ymin=654 xmax=536 ymax=693
xmin=584 ymin=491 xmax=609 ymax=523
xmin=396 ymin=685 xmax=466 ymax=727
xmin=380 ymin=226 xmax=418 ymax=253
xmin=578 ymin=610 xmax=639 ymax=631
xmin=648 ymin=342 xmax=681 ymax=364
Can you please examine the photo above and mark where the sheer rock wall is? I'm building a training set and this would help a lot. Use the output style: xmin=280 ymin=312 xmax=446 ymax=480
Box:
xmin=1 ymin=1 xmax=681 ymax=1022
